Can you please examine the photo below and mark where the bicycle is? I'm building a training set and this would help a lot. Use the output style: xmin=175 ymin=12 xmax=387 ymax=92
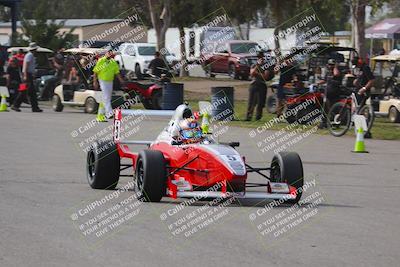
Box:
xmin=327 ymin=88 xmax=375 ymax=137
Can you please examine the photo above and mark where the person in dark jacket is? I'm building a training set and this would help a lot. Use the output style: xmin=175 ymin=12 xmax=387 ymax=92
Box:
xmin=246 ymin=52 xmax=274 ymax=121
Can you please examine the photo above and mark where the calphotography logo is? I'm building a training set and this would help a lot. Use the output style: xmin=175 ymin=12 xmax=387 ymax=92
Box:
xmin=3 ymin=1 xmax=398 ymax=266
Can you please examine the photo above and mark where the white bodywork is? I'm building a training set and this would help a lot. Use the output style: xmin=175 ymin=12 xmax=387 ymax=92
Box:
xmin=378 ymin=98 xmax=400 ymax=115
xmin=115 ymin=43 xmax=177 ymax=74
xmin=53 ymin=84 xmax=102 ymax=106
xmin=367 ymin=97 xmax=400 ymax=115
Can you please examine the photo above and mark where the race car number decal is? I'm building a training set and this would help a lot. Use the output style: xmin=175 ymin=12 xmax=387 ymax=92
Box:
xmin=114 ymin=120 xmax=121 ymax=141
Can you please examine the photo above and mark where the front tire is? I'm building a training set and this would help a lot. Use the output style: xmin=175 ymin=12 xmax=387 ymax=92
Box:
xmin=87 ymin=140 xmax=120 ymax=189
xmin=84 ymin=97 xmax=98 ymax=114
xmin=389 ymin=106 xmax=400 ymax=123
xmin=327 ymin=102 xmax=351 ymax=137
xmin=52 ymin=94 xmax=63 ymax=112
xmin=135 ymin=150 xmax=166 ymax=202
xmin=270 ymin=152 xmax=304 ymax=203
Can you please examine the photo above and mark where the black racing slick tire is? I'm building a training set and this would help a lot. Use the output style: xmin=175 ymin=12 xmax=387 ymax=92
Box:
xmin=135 ymin=150 xmax=166 ymax=202
xmin=270 ymin=152 xmax=304 ymax=203
xmin=87 ymin=140 xmax=120 ymax=189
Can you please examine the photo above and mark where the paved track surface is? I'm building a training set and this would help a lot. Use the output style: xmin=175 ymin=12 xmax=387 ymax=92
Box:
xmin=1 ymin=105 xmax=399 ymax=267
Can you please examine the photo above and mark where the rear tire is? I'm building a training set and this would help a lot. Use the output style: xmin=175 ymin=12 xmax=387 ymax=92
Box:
xmin=151 ymin=90 xmax=162 ymax=110
xmin=52 ymin=94 xmax=63 ymax=112
xmin=84 ymin=97 xmax=98 ymax=114
xmin=87 ymin=140 xmax=120 ymax=189
xmin=327 ymin=102 xmax=351 ymax=137
xmin=204 ymin=64 xmax=215 ymax=78
xmin=135 ymin=150 xmax=166 ymax=202
xmin=142 ymin=98 xmax=154 ymax=109
xmin=296 ymin=104 xmax=323 ymax=125
xmin=388 ymin=106 xmax=400 ymax=123
xmin=229 ymin=64 xmax=238 ymax=79
xmin=270 ymin=152 xmax=304 ymax=203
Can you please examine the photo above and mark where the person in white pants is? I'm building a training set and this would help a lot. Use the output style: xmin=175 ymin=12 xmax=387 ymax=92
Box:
xmin=98 ymin=79 xmax=113 ymax=115
xmin=93 ymin=50 xmax=124 ymax=118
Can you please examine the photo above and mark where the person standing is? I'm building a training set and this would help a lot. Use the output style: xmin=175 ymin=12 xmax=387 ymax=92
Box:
xmin=276 ymin=59 xmax=295 ymax=117
xmin=12 ymin=42 xmax=42 ymax=112
xmin=246 ymin=52 xmax=273 ymax=121
xmin=318 ymin=59 xmax=342 ymax=128
xmin=353 ymin=57 xmax=375 ymax=138
xmin=5 ymin=57 xmax=21 ymax=105
xmin=93 ymin=50 xmax=124 ymax=118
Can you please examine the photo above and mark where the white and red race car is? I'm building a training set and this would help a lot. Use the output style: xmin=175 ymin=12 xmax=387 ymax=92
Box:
xmin=86 ymin=104 xmax=304 ymax=203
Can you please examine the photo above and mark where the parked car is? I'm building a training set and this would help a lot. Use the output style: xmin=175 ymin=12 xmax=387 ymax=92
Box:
xmin=115 ymin=43 xmax=178 ymax=79
xmin=202 ymin=40 xmax=259 ymax=80
xmin=52 ymin=48 xmax=126 ymax=113
xmin=148 ymin=26 xmax=238 ymax=64
xmin=368 ymin=54 xmax=400 ymax=123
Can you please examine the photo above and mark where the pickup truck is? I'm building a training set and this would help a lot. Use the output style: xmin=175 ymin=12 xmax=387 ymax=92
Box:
xmin=202 ymin=40 xmax=259 ymax=80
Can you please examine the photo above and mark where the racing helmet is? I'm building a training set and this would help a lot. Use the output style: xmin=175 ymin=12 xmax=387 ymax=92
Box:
xmin=168 ymin=103 xmax=194 ymax=137
xmin=179 ymin=119 xmax=203 ymax=142
xmin=173 ymin=103 xmax=193 ymax=120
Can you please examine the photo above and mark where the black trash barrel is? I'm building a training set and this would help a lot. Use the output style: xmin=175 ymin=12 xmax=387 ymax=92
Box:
xmin=162 ymin=83 xmax=184 ymax=110
xmin=211 ymin=86 xmax=234 ymax=121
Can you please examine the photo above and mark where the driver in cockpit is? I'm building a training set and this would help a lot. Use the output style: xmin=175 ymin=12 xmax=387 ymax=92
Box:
xmin=169 ymin=105 xmax=204 ymax=144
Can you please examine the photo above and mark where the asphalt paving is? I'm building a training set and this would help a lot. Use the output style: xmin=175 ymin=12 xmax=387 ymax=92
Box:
xmin=1 ymin=104 xmax=399 ymax=267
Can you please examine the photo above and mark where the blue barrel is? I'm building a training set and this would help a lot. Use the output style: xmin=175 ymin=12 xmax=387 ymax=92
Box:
xmin=211 ymin=86 xmax=234 ymax=121
xmin=162 ymin=83 xmax=184 ymax=110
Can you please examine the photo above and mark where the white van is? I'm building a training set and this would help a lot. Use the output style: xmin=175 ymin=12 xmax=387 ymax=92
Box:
xmin=116 ymin=43 xmax=178 ymax=79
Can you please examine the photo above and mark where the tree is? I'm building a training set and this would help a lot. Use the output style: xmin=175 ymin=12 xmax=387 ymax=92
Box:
xmin=218 ymin=0 xmax=265 ymax=39
xmin=168 ymin=0 xmax=216 ymax=76
xmin=350 ymin=0 xmax=367 ymax=59
xmin=348 ymin=0 xmax=387 ymax=59
xmin=148 ymin=0 xmax=171 ymax=50
xmin=16 ymin=1 xmax=76 ymax=50
xmin=20 ymin=19 xmax=76 ymax=50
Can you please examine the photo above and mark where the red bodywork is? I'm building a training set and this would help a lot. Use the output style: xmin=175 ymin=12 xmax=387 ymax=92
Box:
xmin=203 ymin=40 xmax=258 ymax=79
xmin=286 ymin=92 xmax=323 ymax=106
xmin=113 ymin=109 xmax=297 ymax=200
xmin=124 ymin=81 xmax=161 ymax=99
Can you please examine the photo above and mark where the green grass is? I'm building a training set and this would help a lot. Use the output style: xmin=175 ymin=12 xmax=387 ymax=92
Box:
xmin=131 ymin=97 xmax=400 ymax=140
xmin=188 ymin=99 xmax=400 ymax=140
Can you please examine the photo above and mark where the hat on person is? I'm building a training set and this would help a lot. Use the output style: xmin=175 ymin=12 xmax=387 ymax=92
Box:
xmin=28 ymin=42 xmax=39 ymax=51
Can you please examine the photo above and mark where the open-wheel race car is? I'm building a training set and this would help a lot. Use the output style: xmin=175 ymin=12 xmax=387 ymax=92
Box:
xmin=86 ymin=104 xmax=304 ymax=203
